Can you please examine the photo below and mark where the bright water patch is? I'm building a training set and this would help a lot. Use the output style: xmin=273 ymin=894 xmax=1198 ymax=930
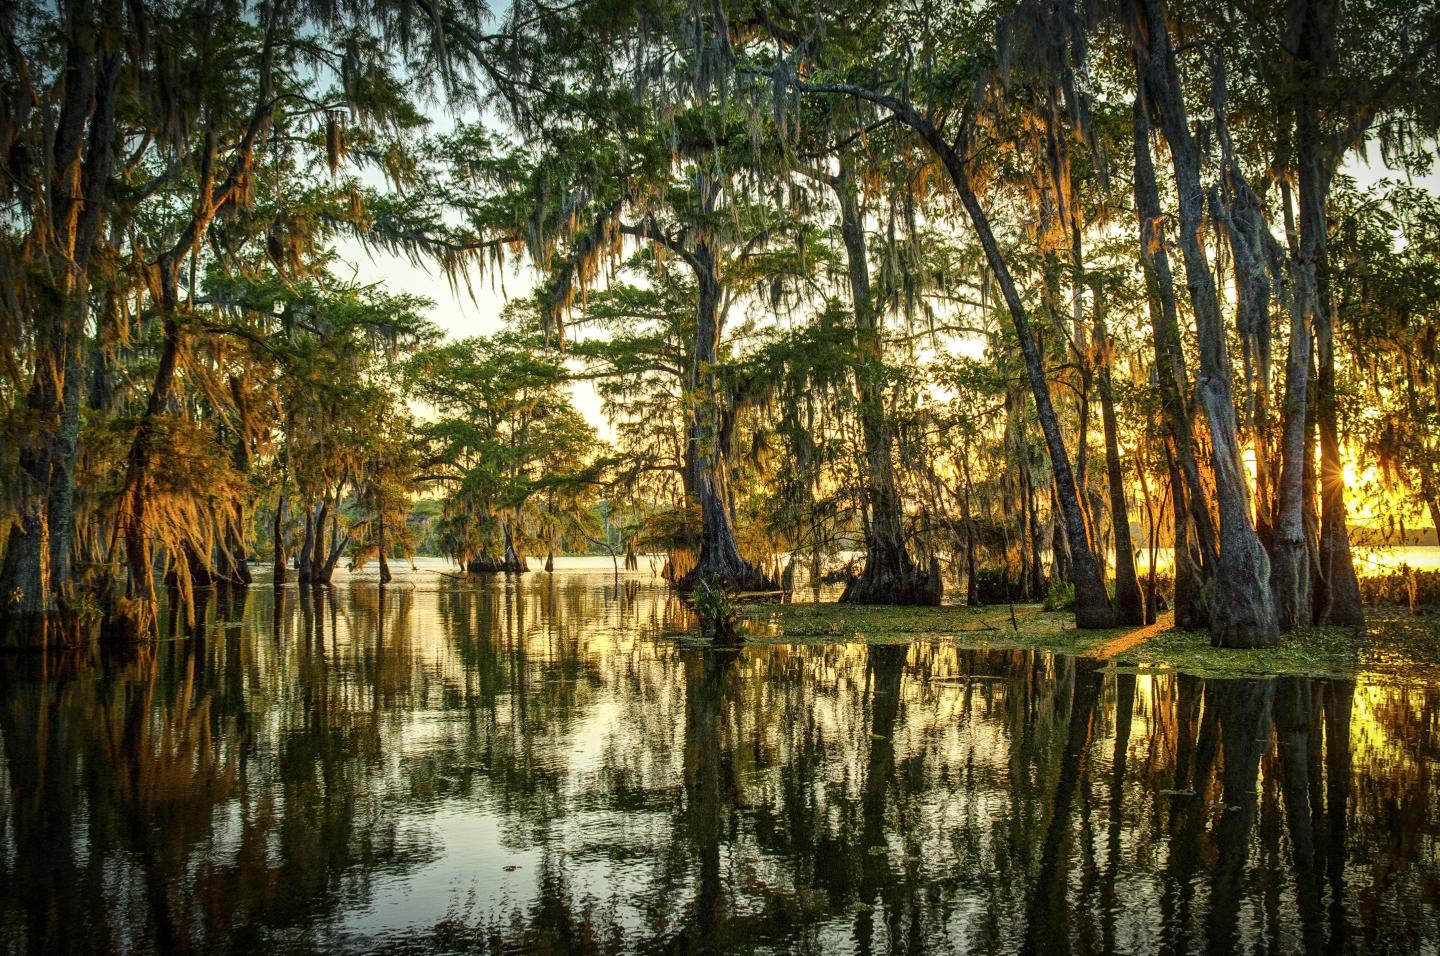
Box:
xmin=0 ymin=569 xmax=1436 ymax=954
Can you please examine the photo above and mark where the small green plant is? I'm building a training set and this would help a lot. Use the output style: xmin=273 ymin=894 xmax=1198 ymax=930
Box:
xmin=691 ymin=576 xmax=739 ymax=640
xmin=1043 ymin=578 xmax=1076 ymax=612
xmin=67 ymin=589 xmax=106 ymax=626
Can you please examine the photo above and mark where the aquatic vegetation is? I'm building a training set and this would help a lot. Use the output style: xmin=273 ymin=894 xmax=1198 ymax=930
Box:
xmin=740 ymin=599 xmax=1440 ymax=682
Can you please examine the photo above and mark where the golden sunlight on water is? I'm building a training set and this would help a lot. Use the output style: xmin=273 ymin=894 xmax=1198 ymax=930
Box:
xmin=0 ymin=566 xmax=1436 ymax=954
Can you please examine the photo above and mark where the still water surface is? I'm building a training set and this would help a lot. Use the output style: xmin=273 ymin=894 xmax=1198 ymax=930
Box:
xmin=1 ymin=565 xmax=1437 ymax=954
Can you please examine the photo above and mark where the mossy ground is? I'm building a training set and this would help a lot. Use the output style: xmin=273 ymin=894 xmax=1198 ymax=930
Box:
xmin=737 ymin=599 xmax=1440 ymax=682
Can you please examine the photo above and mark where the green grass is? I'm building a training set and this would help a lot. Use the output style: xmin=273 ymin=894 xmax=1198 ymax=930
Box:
xmin=735 ymin=600 xmax=1440 ymax=682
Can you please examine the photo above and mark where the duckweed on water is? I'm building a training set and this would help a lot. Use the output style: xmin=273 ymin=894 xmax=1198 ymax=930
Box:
xmin=739 ymin=600 xmax=1440 ymax=681
xmin=740 ymin=601 xmax=1143 ymax=656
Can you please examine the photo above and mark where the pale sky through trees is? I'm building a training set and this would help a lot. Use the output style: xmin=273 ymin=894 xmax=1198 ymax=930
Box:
xmin=335 ymin=135 xmax=1439 ymax=439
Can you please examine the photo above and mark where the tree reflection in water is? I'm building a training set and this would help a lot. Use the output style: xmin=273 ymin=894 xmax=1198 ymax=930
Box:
xmin=0 ymin=573 xmax=1436 ymax=954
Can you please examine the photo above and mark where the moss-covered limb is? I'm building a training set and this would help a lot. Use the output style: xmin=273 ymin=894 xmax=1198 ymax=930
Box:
xmin=737 ymin=600 xmax=1440 ymax=683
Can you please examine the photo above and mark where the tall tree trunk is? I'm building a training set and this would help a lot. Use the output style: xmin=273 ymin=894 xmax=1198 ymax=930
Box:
xmin=1136 ymin=0 xmax=1278 ymax=647
xmin=1291 ymin=0 xmax=1364 ymax=626
xmin=273 ymin=492 xmax=288 ymax=586
xmin=942 ymin=157 xmax=1114 ymax=628
xmin=47 ymin=295 xmax=85 ymax=605
xmin=1272 ymin=276 xmax=1314 ymax=629
xmin=962 ymin=453 xmax=980 ymax=606
xmin=3 ymin=281 xmax=78 ymax=638
xmin=117 ymin=311 xmax=184 ymax=637
xmin=1136 ymin=440 xmax=1162 ymax=623
xmin=1095 ymin=299 xmax=1144 ymax=625
xmin=1 ymin=25 xmax=121 ymax=644
xmin=377 ymin=508 xmax=391 ymax=585
xmin=1 ymin=295 xmax=57 ymax=633
xmin=297 ymin=504 xmax=315 ymax=583
xmin=679 ymin=237 xmax=772 ymax=592
xmin=317 ymin=509 xmax=348 ymax=582
xmin=1021 ymin=449 xmax=1046 ymax=599
xmin=825 ymin=162 xmax=933 ymax=605
xmin=1210 ymin=55 xmax=1314 ymax=632
xmin=1134 ymin=78 xmax=1214 ymax=630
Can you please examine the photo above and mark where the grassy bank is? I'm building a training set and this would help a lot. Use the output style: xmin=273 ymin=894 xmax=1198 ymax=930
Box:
xmin=738 ymin=600 xmax=1440 ymax=682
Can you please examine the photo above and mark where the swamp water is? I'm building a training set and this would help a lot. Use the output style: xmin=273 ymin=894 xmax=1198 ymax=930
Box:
xmin=1 ymin=564 xmax=1437 ymax=954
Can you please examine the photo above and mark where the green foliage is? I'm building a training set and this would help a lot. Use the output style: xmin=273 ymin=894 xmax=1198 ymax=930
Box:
xmin=1043 ymin=579 xmax=1076 ymax=612
xmin=407 ymin=306 xmax=603 ymax=567
xmin=690 ymin=577 xmax=740 ymax=640
xmin=973 ymin=569 xmax=1021 ymax=605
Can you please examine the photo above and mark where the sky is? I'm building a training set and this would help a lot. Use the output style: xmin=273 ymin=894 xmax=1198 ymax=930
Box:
xmin=332 ymin=226 xmax=615 ymax=430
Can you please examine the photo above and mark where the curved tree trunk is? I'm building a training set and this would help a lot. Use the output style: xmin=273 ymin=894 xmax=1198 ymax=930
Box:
xmin=316 ymin=510 xmax=348 ymax=583
xmin=943 ymin=160 xmax=1114 ymax=628
xmin=1136 ymin=0 xmax=1278 ymax=647
xmin=116 ymin=312 xmax=185 ymax=638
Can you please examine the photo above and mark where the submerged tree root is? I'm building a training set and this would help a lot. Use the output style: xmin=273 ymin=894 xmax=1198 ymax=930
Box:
xmin=678 ymin=556 xmax=775 ymax=594
xmin=465 ymin=554 xmax=527 ymax=574
xmin=840 ymin=555 xmax=942 ymax=606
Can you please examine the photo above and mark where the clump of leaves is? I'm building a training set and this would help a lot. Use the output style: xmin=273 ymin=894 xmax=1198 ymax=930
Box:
xmin=691 ymin=577 xmax=739 ymax=641
xmin=1043 ymin=579 xmax=1075 ymax=612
